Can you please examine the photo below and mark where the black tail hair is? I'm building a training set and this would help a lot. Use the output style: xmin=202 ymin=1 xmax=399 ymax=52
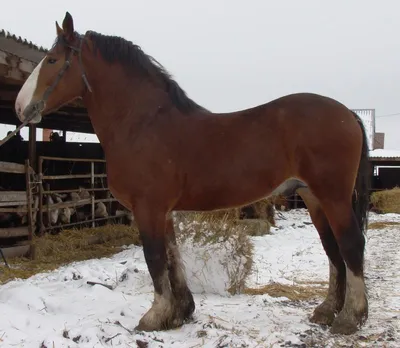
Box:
xmin=351 ymin=111 xmax=371 ymax=233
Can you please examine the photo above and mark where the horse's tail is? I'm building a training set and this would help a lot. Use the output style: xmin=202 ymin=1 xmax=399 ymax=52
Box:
xmin=351 ymin=111 xmax=371 ymax=234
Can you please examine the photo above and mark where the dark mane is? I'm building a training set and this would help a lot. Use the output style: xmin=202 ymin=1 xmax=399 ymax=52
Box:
xmin=81 ymin=31 xmax=206 ymax=113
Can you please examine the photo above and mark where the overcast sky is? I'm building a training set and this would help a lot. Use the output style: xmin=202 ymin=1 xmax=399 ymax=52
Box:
xmin=1 ymin=0 xmax=400 ymax=149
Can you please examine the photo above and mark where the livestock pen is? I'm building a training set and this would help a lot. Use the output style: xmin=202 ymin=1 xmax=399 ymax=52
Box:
xmin=36 ymin=155 xmax=131 ymax=235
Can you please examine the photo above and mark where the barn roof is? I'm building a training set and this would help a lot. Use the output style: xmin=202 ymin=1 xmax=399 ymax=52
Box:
xmin=0 ymin=29 xmax=47 ymax=63
xmin=0 ymin=30 xmax=93 ymax=134
xmin=369 ymin=149 xmax=400 ymax=161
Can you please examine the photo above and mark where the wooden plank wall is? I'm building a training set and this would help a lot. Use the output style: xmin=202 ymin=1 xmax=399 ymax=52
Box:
xmin=0 ymin=160 xmax=34 ymax=261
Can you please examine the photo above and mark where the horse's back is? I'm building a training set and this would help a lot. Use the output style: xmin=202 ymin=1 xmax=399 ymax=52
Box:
xmin=173 ymin=92 xmax=362 ymax=210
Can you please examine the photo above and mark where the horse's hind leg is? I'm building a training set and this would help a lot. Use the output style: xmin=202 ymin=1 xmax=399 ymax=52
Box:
xmin=297 ymin=187 xmax=346 ymax=325
xmin=165 ymin=215 xmax=195 ymax=321
xmin=317 ymin=195 xmax=368 ymax=334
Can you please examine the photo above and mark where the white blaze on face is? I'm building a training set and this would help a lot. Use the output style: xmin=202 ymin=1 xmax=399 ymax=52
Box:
xmin=15 ymin=58 xmax=45 ymax=121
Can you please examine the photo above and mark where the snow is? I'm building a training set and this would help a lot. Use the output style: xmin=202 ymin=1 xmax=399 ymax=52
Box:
xmin=0 ymin=209 xmax=399 ymax=347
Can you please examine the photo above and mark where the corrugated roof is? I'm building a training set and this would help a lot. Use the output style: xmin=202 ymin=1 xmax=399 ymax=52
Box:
xmin=0 ymin=29 xmax=47 ymax=64
xmin=352 ymin=109 xmax=375 ymax=150
xmin=369 ymin=149 xmax=400 ymax=160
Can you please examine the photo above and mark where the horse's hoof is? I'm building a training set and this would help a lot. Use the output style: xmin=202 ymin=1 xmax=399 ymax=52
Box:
xmin=135 ymin=320 xmax=159 ymax=332
xmin=330 ymin=314 xmax=358 ymax=335
xmin=135 ymin=314 xmax=185 ymax=332
xmin=310 ymin=304 xmax=336 ymax=326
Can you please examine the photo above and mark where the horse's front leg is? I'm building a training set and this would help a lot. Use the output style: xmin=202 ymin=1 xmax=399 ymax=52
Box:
xmin=133 ymin=204 xmax=182 ymax=331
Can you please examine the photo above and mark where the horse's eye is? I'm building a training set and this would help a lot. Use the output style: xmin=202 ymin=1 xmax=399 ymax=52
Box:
xmin=47 ymin=58 xmax=57 ymax=64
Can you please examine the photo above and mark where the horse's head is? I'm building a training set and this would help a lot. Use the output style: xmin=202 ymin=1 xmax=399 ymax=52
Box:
xmin=15 ymin=12 xmax=91 ymax=124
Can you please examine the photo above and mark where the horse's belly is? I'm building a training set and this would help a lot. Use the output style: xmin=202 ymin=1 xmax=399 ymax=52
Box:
xmin=175 ymin=180 xmax=272 ymax=211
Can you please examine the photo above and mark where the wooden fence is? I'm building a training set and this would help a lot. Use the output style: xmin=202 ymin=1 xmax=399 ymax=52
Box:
xmin=37 ymin=156 xmax=129 ymax=234
xmin=0 ymin=160 xmax=36 ymax=259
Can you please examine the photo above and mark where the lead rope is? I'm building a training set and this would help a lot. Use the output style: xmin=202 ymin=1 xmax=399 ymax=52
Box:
xmin=0 ymin=112 xmax=38 ymax=147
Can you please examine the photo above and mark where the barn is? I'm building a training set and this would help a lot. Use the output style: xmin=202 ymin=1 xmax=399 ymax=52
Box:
xmin=352 ymin=108 xmax=400 ymax=193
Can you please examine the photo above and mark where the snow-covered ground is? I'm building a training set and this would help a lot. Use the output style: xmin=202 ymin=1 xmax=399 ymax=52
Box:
xmin=0 ymin=209 xmax=399 ymax=347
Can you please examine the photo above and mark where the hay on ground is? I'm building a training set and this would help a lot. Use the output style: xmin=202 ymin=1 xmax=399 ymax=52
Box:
xmin=244 ymin=283 xmax=327 ymax=301
xmin=368 ymin=221 xmax=400 ymax=230
xmin=0 ymin=224 xmax=140 ymax=284
xmin=235 ymin=219 xmax=271 ymax=236
xmin=181 ymin=195 xmax=278 ymax=229
xmin=174 ymin=211 xmax=254 ymax=295
xmin=371 ymin=187 xmax=400 ymax=214
xmin=240 ymin=198 xmax=277 ymax=226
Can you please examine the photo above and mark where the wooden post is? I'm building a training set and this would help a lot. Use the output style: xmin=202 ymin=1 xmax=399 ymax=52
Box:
xmin=91 ymin=161 xmax=95 ymax=228
xmin=38 ymin=157 xmax=44 ymax=236
xmin=24 ymin=159 xmax=35 ymax=259
xmin=45 ymin=183 xmax=51 ymax=230
xmin=28 ymin=124 xmax=37 ymax=172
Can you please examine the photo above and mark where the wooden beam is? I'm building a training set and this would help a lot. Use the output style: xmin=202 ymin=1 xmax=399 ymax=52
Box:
xmin=0 ymin=191 xmax=27 ymax=202
xmin=0 ymin=50 xmax=38 ymax=79
xmin=1 ymin=245 xmax=31 ymax=258
xmin=42 ymin=174 xmax=107 ymax=180
xmin=0 ymin=227 xmax=29 ymax=238
xmin=28 ymin=124 xmax=37 ymax=172
xmin=0 ymin=200 xmax=27 ymax=207
xmin=0 ymin=99 xmax=87 ymax=116
xmin=0 ymin=106 xmax=94 ymax=134
xmin=0 ymin=161 xmax=29 ymax=174
xmin=40 ymin=156 xmax=106 ymax=163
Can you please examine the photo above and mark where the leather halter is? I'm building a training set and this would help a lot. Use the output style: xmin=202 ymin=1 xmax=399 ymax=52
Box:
xmin=33 ymin=33 xmax=93 ymax=116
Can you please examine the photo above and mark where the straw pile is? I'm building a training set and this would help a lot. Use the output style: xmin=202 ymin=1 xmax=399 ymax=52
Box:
xmin=371 ymin=187 xmax=400 ymax=214
xmin=174 ymin=211 xmax=254 ymax=295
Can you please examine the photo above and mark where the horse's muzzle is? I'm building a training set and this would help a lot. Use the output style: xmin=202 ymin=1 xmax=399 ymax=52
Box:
xmin=21 ymin=100 xmax=45 ymax=124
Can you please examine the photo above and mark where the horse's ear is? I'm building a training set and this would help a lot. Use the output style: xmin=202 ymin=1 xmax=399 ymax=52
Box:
xmin=55 ymin=21 xmax=63 ymax=37
xmin=62 ymin=11 xmax=75 ymax=42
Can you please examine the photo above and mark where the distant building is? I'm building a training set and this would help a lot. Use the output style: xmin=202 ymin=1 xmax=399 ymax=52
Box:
xmin=351 ymin=108 xmax=385 ymax=150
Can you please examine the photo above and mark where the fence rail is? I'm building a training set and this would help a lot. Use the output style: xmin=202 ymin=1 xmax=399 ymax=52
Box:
xmin=0 ymin=161 xmax=34 ymax=174
xmin=42 ymin=174 xmax=108 ymax=180
xmin=40 ymin=156 xmax=106 ymax=163
xmin=38 ymin=155 xmax=129 ymax=233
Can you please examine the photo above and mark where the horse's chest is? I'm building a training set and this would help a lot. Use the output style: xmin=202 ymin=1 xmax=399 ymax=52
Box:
xmin=106 ymin=159 xmax=146 ymax=203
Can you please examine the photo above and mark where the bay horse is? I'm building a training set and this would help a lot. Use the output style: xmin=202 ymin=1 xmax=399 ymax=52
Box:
xmin=15 ymin=12 xmax=370 ymax=335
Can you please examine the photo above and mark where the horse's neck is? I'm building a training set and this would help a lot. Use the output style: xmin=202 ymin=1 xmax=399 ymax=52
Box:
xmin=82 ymin=63 xmax=163 ymax=146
